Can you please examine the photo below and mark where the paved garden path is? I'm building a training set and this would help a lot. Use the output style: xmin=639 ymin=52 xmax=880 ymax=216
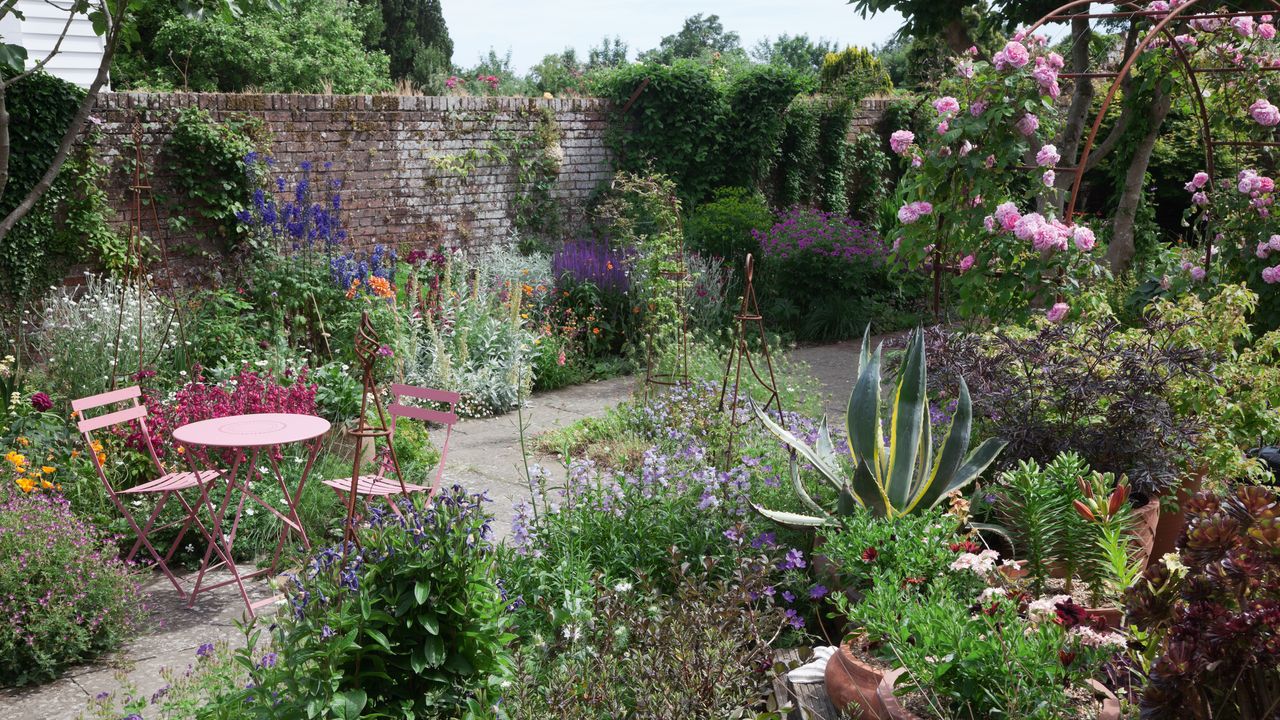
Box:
xmin=1 ymin=339 xmax=878 ymax=719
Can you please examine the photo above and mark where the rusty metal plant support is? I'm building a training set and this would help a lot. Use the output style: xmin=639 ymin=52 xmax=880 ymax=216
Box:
xmin=109 ymin=114 xmax=185 ymax=389
xmin=341 ymin=311 xmax=405 ymax=547
xmin=1026 ymin=0 xmax=1280 ymax=271
xmin=643 ymin=245 xmax=691 ymax=401
xmin=717 ymin=254 xmax=785 ymax=468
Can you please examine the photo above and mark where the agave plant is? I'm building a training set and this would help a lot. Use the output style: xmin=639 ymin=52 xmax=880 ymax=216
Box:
xmin=753 ymin=326 xmax=1005 ymax=527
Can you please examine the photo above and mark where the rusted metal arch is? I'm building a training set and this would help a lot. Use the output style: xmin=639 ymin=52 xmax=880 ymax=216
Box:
xmin=1026 ymin=0 xmax=1280 ymax=268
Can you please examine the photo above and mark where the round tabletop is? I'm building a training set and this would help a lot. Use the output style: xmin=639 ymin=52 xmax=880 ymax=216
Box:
xmin=172 ymin=413 xmax=331 ymax=448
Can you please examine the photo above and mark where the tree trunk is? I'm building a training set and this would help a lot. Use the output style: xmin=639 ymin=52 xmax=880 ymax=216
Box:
xmin=1055 ymin=12 xmax=1094 ymax=217
xmin=0 ymin=87 xmax=9 ymax=203
xmin=941 ymin=18 xmax=975 ymax=55
xmin=1105 ymin=84 xmax=1173 ymax=274
xmin=0 ymin=5 xmax=122 ymax=242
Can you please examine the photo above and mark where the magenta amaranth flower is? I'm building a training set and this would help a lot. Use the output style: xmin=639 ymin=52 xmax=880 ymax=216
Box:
xmin=1046 ymin=302 xmax=1069 ymax=323
xmin=932 ymin=96 xmax=960 ymax=115
xmin=993 ymin=40 xmax=1030 ymax=70
xmin=889 ymin=130 xmax=915 ymax=155
xmin=30 ymin=392 xmax=53 ymax=412
xmin=1016 ymin=113 xmax=1040 ymax=137
xmin=1036 ymin=144 xmax=1060 ymax=167
xmin=1250 ymin=99 xmax=1280 ymax=127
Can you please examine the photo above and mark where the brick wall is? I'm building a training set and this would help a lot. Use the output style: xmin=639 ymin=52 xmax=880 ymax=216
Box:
xmin=89 ymin=92 xmax=614 ymax=266
xmin=85 ymin=93 xmax=892 ymax=280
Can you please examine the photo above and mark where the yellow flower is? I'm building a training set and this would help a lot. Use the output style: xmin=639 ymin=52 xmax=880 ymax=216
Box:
xmin=40 ymin=480 xmax=52 ymax=490
xmin=90 ymin=440 xmax=103 ymax=453
xmin=5 ymin=451 xmax=26 ymax=468
xmin=96 ymin=453 xmax=107 ymax=465
xmin=41 ymin=466 xmax=55 ymax=474
xmin=16 ymin=436 xmax=29 ymax=447
xmin=15 ymin=477 xmax=34 ymax=493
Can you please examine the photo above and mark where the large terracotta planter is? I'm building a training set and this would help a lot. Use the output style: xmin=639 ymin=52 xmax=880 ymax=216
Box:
xmin=824 ymin=639 xmax=891 ymax=720
xmin=875 ymin=668 xmax=1121 ymax=720
xmin=1149 ymin=473 xmax=1204 ymax=562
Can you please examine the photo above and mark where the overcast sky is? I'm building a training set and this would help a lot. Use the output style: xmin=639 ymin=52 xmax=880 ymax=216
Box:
xmin=442 ymin=0 xmax=907 ymax=74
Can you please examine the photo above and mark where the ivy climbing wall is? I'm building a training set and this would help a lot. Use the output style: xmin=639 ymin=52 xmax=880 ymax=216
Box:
xmin=86 ymin=92 xmax=614 ymax=265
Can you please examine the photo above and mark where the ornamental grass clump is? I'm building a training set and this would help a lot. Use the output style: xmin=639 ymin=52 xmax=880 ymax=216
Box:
xmin=0 ymin=490 xmax=147 ymax=686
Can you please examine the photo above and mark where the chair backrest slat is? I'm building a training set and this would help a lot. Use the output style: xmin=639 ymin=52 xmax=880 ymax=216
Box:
xmin=388 ymin=402 xmax=456 ymax=426
xmin=72 ymin=386 xmax=142 ymax=412
xmin=390 ymin=383 xmax=459 ymax=406
xmin=78 ymin=404 xmax=147 ymax=433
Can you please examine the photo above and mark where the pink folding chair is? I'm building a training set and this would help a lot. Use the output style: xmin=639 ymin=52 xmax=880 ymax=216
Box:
xmin=72 ymin=386 xmax=222 ymax=599
xmin=323 ymin=383 xmax=458 ymax=510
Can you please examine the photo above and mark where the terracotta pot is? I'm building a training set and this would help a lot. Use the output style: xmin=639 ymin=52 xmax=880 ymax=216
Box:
xmin=1149 ymin=473 xmax=1204 ymax=563
xmin=825 ymin=639 xmax=891 ymax=720
xmin=1131 ymin=499 xmax=1161 ymax=569
xmin=875 ymin=668 xmax=1122 ymax=720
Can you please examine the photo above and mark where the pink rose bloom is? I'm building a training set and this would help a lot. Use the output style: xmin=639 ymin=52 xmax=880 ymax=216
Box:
xmin=1185 ymin=171 xmax=1210 ymax=191
xmin=1013 ymin=212 xmax=1045 ymax=241
xmin=1261 ymin=23 xmax=1277 ymax=39
xmin=1046 ymin=302 xmax=1069 ymax=323
xmin=1180 ymin=261 xmax=1194 ymax=271
xmin=912 ymin=155 xmax=923 ymax=168
xmin=1269 ymin=234 xmax=1280 ymax=250
xmin=966 ymin=45 xmax=978 ymax=56
xmin=1036 ymin=144 xmax=1061 ymax=167
xmin=984 ymin=215 xmax=997 ymax=232
xmin=1042 ymin=170 xmax=1056 ymax=187
xmin=1239 ymin=169 xmax=1265 ymax=194
xmin=1257 ymin=242 xmax=1272 ymax=259
xmin=1192 ymin=191 xmax=1209 ymax=206
xmin=1190 ymin=266 xmax=1207 ymax=281
xmin=933 ymin=96 xmax=960 ymax=115
xmin=984 ymin=154 xmax=996 ymax=169
xmin=1175 ymin=34 xmax=1197 ymax=46
xmin=1016 ymin=113 xmax=1040 ymax=137
xmin=994 ymin=202 xmax=1022 ymax=231
xmin=937 ymin=121 xmax=949 ymax=135
xmin=993 ymin=41 xmax=1030 ymax=71
xmin=889 ymin=130 xmax=915 ymax=155
xmin=1031 ymin=59 xmax=1060 ymax=98
xmin=1262 ymin=177 xmax=1276 ymax=193
xmin=1250 ymin=99 xmax=1280 ymax=126
xmin=959 ymin=140 xmax=974 ymax=156
xmin=1264 ymin=266 xmax=1280 ymax=284
xmin=970 ymin=101 xmax=988 ymax=117
xmin=1232 ymin=16 xmax=1255 ymax=37
xmin=1046 ymin=52 xmax=1064 ymax=71
xmin=1033 ymin=220 xmax=1068 ymax=252
xmin=1190 ymin=18 xmax=1222 ymax=32
xmin=1072 ymin=225 xmax=1096 ymax=251
xmin=897 ymin=201 xmax=933 ymax=224
xmin=959 ymin=255 xmax=976 ymax=272
xmin=1147 ymin=1 xmax=1169 ymax=13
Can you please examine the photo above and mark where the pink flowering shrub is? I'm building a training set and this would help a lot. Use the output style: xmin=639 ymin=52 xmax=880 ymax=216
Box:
xmin=128 ymin=367 xmax=318 ymax=460
xmin=0 ymin=489 xmax=147 ymax=685
xmin=888 ymin=33 xmax=1099 ymax=322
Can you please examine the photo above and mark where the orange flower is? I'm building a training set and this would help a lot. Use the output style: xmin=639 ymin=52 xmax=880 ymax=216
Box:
xmin=41 ymin=466 xmax=54 ymax=474
xmin=368 ymin=276 xmax=395 ymax=299
xmin=16 ymin=477 xmax=34 ymax=493
xmin=521 ymin=284 xmax=533 ymax=295
xmin=592 ymin=327 xmax=601 ymax=335
xmin=346 ymin=279 xmax=362 ymax=299
xmin=606 ymin=262 xmax=614 ymax=270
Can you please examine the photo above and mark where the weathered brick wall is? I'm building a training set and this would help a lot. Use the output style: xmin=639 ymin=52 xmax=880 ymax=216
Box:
xmin=83 ymin=93 xmax=892 ymax=282
xmin=850 ymin=97 xmax=895 ymax=135
xmin=89 ymin=92 xmax=614 ymax=264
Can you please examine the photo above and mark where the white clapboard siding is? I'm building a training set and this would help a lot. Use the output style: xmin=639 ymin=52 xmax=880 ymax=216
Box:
xmin=5 ymin=0 xmax=107 ymax=88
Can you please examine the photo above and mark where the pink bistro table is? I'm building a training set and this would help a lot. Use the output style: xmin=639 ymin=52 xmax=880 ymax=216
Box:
xmin=173 ymin=413 xmax=330 ymax=617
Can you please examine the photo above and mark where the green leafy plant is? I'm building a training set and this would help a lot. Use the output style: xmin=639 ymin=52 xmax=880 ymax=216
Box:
xmin=214 ymin=487 xmax=512 ymax=717
xmin=683 ymin=186 xmax=772 ymax=263
xmin=1072 ymin=472 xmax=1141 ymax=604
xmin=818 ymin=46 xmax=891 ymax=101
xmin=752 ymin=326 xmax=1005 ymax=526
xmin=162 ymin=107 xmax=264 ymax=251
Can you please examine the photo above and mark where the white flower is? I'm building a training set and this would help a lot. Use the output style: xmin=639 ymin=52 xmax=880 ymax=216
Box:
xmin=978 ymin=587 xmax=1007 ymax=602
xmin=949 ymin=549 xmax=1001 ymax=576
xmin=1069 ymin=626 xmax=1127 ymax=650
xmin=1027 ymin=594 xmax=1073 ymax=624
xmin=613 ymin=581 xmax=632 ymax=593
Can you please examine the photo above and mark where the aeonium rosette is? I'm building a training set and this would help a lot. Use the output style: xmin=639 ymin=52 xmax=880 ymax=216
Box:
xmin=889 ymin=34 xmax=1100 ymax=322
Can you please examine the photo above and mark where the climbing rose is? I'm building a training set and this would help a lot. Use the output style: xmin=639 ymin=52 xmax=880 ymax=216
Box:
xmin=1262 ymin=23 xmax=1277 ymax=39
xmin=933 ymin=96 xmax=960 ymax=115
xmin=1250 ymin=99 xmax=1280 ymax=127
xmin=959 ymin=255 xmax=976 ymax=272
xmin=889 ymin=130 xmax=915 ymax=155
xmin=1016 ymin=113 xmax=1040 ymax=137
xmin=1263 ymin=265 xmax=1280 ymax=284
xmin=936 ymin=120 xmax=949 ymax=135
xmin=1036 ymin=144 xmax=1061 ymax=167
xmin=1072 ymin=225 xmax=1096 ymax=251
xmin=1239 ymin=169 xmax=1267 ymax=194
xmin=994 ymin=202 xmax=1022 ymax=231
xmin=993 ymin=40 xmax=1030 ymax=70
xmin=1046 ymin=302 xmax=1069 ymax=323
xmin=1042 ymin=170 xmax=1056 ymax=187
xmin=1269 ymin=234 xmax=1280 ymax=251
xmin=1190 ymin=266 xmax=1207 ymax=281
xmin=970 ymin=101 xmax=988 ymax=117
xmin=1258 ymin=242 xmax=1271 ymax=259
xmin=897 ymin=201 xmax=934 ymax=224
xmin=1013 ymin=212 xmax=1046 ymax=241
xmin=1232 ymin=16 xmax=1256 ymax=37
xmin=1185 ymin=171 xmax=1210 ymax=191
xmin=1192 ymin=191 xmax=1209 ymax=206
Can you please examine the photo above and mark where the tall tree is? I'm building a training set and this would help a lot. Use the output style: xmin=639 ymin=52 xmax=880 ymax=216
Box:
xmin=639 ymin=13 xmax=742 ymax=64
xmin=751 ymin=33 xmax=836 ymax=75
xmin=378 ymin=0 xmax=452 ymax=90
xmin=588 ymin=35 xmax=628 ymax=69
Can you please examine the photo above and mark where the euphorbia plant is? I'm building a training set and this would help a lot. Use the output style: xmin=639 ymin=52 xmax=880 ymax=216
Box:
xmin=752 ymin=326 xmax=1005 ymax=527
